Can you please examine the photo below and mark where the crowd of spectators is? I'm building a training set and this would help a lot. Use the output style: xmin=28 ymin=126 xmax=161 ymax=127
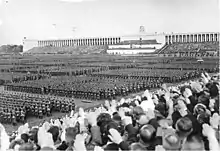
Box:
xmin=0 ymin=72 xmax=219 ymax=151
xmin=26 ymin=46 xmax=107 ymax=54
xmin=161 ymin=41 xmax=219 ymax=54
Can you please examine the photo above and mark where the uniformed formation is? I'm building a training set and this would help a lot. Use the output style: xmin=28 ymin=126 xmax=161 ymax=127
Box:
xmin=0 ymin=91 xmax=75 ymax=125
xmin=4 ymin=68 xmax=201 ymax=101
xmin=1 ymin=56 xmax=218 ymax=125
xmin=0 ymin=72 xmax=48 ymax=84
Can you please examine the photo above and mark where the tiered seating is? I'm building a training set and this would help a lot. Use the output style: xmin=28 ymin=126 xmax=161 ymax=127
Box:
xmin=159 ymin=41 xmax=219 ymax=54
xmin=25 ymin=45 xmax=107 ymax=54
xmin=118 ymin=39 xmax=159 ymax=45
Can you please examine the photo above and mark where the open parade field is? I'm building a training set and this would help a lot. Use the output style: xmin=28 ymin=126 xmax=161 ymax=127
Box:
xmin=0 ymin=54 xmax=219 ymax=134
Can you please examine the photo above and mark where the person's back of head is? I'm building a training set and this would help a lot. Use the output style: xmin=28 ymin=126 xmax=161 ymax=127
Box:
xmin=197 ymin=113 xmax=210 ymax=125
xmin=181 ymin=134 xmax=205 ymax=151
xmin=198 ymin=94 xmax=210 ymax=108
xmin=104 ymin=143 xmax=120 ymax=151
xmin=19 ymin=143 xmax=34 ymax=151
xmin=65 ymin=127 xmax=78 ymax=144
xmin=97 ymin=113 xmax=112 ymax=127
xmin=21 ymin=133 xmax=29 ymax=143
xmin=29 ymin=128 xmax=39 ymax=144
xmin=136 ymin=113 xmax=149 ymax=126
xmin=47 ymin=126 xmax=60 ymax=143
xmin=129 ymin=143 xmax=145 ymax=151
xmin=139 ymin=124 xmax=156 ymax=144
xmin=175 ymin=117 xmax=193 ymax=137
xmin=162 ymin=129 xmax=181 ymax=151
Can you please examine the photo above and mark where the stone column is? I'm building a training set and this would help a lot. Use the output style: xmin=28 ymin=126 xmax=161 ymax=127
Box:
xmin=102 ymin=38 xmax=104 ymax=45
xmin=89 ymin=39 xmax=91 ymax=46
xmin=202 ymin=34 xmax=205 ymax=42
xmin=191 ymin=35 xmax=193 ymax=42
xmin=98 ymin=38 xmax=100 ymax=45
xmin=165 ymin=36 xmax=168 ymax=43
xmin=210 ymin=34 xmax=213 ymax=41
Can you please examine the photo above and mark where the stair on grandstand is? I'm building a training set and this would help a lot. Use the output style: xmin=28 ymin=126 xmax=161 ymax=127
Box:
xmin=157 ymin=44 xmax=169 ymax=54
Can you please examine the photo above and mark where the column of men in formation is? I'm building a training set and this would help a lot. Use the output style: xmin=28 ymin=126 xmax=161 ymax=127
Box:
xmin=4 ymin=71 xmax=201 ymax=101
xmin=36 ymin=65 xmax=136 ymax=77
xmin=5 ymin=79 xmax=163 ymax=100
xmin=11 ymin=73 xmax=48 ymax=83
xmin=0 ymin=92 xmax=75 ymax=125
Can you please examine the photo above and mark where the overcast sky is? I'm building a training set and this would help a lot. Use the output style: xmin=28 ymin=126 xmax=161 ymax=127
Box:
xmin=0 ymin=0 xmax=219 ymax=45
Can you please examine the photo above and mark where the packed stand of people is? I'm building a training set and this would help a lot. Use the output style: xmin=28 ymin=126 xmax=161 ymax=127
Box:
xmin=0 ymin=72 xmax=219 ymax=151
xmin=160 ymin=41 xmax=219 ymax=54
xmin=26 ymin=45 xmax=107 ymax=54
xmin=0 ymin=91 xmax=75 ymax=125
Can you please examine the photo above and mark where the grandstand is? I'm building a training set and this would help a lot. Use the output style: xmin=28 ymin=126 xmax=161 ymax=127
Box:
xmin=159 ymin=41 xmax=219 ymax=54
xmin=23 ymin=32 xmax=219 ymax=56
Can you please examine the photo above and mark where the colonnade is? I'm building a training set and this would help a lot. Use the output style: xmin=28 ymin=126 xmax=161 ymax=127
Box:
xmin=165 ymin=33 xmax=219 ymax=44
xmin=38 ymin=37 xmax=121 ymax=47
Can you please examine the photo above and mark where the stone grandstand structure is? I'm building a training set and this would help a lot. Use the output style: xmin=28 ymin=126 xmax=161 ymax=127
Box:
xmin=158 ymin=32 xmax=220 ymax=57
xmin=23 ymin=32 xmax=219 ymax=55
xmin=165 ymin=32 xmax=219 ymax=44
